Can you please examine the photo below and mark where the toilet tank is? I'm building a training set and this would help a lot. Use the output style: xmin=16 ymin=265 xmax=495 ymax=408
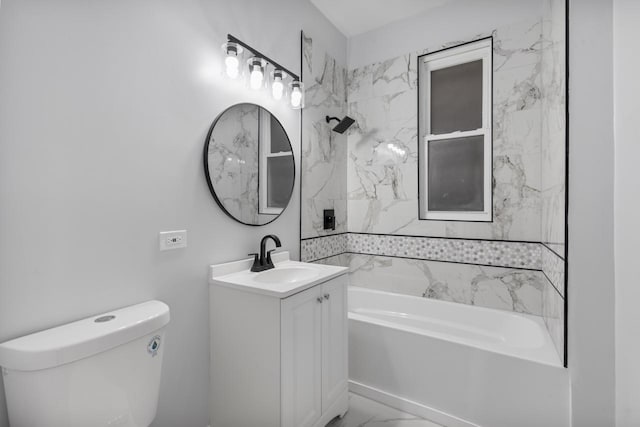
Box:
xmin=0 ymin=300 xmax=170 ymax=427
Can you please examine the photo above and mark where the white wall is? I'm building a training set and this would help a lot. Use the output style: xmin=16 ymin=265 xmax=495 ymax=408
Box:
xmin=347 ymin=0 xmax=541 ymax=68
xmin=0 ymin=1 xmax=345 ymax=426
xmin=614 ymin=0 xmax=640 ymax=425
xmin=568 ymin=0 xmax=616 ymax=425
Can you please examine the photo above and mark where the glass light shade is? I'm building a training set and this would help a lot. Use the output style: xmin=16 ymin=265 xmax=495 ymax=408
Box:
xmin=221 ymin=42 xmax=243 ymax=80
xmin=271 ymin=70 xmax=285 ymax=100
xmin=289 ymin=81 xmax=304 ymax=109
xmin=247 ymin=57 xmax=266 ymax=90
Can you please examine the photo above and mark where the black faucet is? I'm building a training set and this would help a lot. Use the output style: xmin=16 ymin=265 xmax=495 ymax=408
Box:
xmin=250 ymin=235 xmax=282 ymax=272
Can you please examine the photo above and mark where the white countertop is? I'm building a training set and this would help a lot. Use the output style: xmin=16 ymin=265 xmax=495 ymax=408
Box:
xmin=209 ymin=251 xmax=348 ymax=298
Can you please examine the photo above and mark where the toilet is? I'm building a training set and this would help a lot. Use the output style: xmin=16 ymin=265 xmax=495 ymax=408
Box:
xmin=0 ymin=300 xmax=170 ymax=427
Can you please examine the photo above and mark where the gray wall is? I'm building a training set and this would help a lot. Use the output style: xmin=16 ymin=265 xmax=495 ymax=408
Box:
xmin=0 ymin=1 xmax=345 ymax=426
xmin=614 ymin=0 xmax=640 ymax=425
xmin=568 ymin=0 xmax=616 ymax=425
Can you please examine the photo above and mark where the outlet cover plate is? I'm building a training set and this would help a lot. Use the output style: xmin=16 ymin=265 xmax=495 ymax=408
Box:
xmin=159 ymin=230 xmax=187 ymax=251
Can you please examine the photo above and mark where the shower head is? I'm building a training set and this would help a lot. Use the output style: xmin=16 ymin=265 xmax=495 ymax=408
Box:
xmin=326 ymin=115 xmax=356 ymax=134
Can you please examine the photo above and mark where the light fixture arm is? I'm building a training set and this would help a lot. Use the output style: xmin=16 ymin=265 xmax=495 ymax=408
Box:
xmin=227 ymin=34 xmax=301 ymax=82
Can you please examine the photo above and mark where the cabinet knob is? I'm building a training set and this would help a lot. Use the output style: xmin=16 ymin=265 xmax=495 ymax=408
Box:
xmin=316 ymin=297 xmax=323 ymax=303
xmin=324 ymin=294 xmax=330 ymax=300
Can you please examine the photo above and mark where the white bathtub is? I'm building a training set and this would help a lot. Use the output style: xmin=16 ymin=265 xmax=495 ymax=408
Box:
xmin=348 ymin=287 xmax=570 ymax=427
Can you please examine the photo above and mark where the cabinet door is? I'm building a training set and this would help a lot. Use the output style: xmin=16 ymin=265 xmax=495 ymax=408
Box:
xmin=281 ymin=286 xmax=323 ymax=427
xmin=321 ymin=275 xmax=348 ymax=411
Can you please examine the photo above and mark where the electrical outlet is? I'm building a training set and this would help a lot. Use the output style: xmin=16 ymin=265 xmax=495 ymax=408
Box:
xmin=159 ymin=230 xmax=187 ymax=251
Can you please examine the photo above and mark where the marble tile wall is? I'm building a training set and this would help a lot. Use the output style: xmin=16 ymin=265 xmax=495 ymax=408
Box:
xmin=543 ymin=278 xmax=565 ymax=364
xmin=303 ymin=233 xmax=548 ymax=317
xmin=310 ymin=242 xmax=564 ymax=361
xmin=303 ymin=224 xmax=564 ymax=361
xmin=540 ymin=0 xmax=567 ymax=262
xmin=301 ymin=11 xmax=566 ymax=363
xmin=301 ymin=33 xmax=349 ymax=239
xmin=346 ymin=18 xmax=544 ymax=242
xmin=540 ymin=0 xmax=566 ymax=365
xmin=348 ymin=254 xmax=546 ymax=316
xmin=303 ymin=234 xmax=564 ymax=360
xmin=542 ymin=243 xmax=565 ymax=298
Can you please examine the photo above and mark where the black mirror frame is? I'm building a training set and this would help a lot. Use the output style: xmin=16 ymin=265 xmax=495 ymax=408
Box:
xmin=203 ymin=103 xmax=296 ymax=227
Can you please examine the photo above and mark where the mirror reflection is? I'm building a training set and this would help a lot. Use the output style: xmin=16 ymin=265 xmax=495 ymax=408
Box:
xmin=204 ymin=103 xmax=294 ymax=225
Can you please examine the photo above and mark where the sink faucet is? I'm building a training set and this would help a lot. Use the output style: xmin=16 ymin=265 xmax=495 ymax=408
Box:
xmin=250 ymin=235 xmax=282 ymax=272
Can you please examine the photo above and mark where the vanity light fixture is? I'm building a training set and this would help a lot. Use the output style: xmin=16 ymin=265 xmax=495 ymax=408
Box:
xmin=222 ymin=42 xmax=243 ymax=79
xmin=224 ymin=34 xmax=303 ymax=109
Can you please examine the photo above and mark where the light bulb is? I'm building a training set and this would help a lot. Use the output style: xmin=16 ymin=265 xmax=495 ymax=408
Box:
xmin=221 ymin=42 xmax=243 ymax=80
xmin=225 ymin=55 xmax=239 ymax=79
xmin=289 ymin=80 xmax=304 ymax=109
xmin=272 ymin=81 xmax=284 ymax=100
xmin=290 ymin=86 xmax=302 ymax=107
xmin=272 ymin=70 xmax=284 ymax=100
xmin=250 ymin=67 xmax=263 ymax=89
xmin=248 ymin=59 xmax=264 ymax=90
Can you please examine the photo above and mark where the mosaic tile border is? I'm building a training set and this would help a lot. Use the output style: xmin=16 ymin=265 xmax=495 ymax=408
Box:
xmin=347 ymin=233 xmax=542 ymax=270
xmin=301 ymin=233 xmax=348 ymax=262
xmin=301 ymin=233 xmax=542 ymax=270
xmin=542 ymin=244 xmax=566 ymax=298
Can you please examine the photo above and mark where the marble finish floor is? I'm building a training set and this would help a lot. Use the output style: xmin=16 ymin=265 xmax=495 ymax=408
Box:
xmin=326 ymin=393 xmax=442 ymax=427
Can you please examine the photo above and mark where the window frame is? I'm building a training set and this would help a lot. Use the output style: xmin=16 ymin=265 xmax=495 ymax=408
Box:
xmin=418 ymin=37 xmax=493 ymax=222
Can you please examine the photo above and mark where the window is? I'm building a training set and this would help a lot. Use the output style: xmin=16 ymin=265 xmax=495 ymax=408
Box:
xmin=259 ymin=109 xmax=294 ymax=215
xmin=418 ymin=38 xmax=492 ymax=222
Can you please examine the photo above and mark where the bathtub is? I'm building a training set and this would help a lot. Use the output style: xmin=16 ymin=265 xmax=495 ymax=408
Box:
xmin=348 ymin=287 xmax=570 ymax=427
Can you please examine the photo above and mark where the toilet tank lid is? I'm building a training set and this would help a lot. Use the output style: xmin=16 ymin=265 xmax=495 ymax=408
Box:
xmin=0 ymin=300 xmax=170 ymax=372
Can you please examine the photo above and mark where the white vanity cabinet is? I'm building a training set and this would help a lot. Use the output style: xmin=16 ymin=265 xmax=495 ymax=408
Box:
xmin=281 ymin=275 xmax=348 ymax=427
xmin=209 ymin=253 xmax=348 ymax=427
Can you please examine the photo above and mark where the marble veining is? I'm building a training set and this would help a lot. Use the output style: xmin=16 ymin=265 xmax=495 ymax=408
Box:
xmin=301 ymin=10 xmax=566 ymax=359
xmin=301 ymin=33 xmax=349 ymax=239
xmin=207 ymin=104 xmax=261 ymax=224
xmin=348 ymin=254 xmax=545 ymax=316
xmin=305 ymin=235 xmax=561 ymax=322
xmin=346 ymin=18 xmax=544 ymax=242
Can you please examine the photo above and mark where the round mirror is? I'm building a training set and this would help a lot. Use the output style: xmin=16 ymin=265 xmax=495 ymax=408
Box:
xmin=204 ymin=103 xmax=295 ymax=226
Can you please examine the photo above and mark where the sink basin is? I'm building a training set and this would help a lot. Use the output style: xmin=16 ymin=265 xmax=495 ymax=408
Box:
xmin=209 ymin=252 xmax=348 ymax=298
xmin=253 ymin=267 xmax=319 ymax=284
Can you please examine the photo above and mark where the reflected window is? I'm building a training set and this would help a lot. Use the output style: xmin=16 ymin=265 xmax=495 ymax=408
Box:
xmin=259 ymin=109 xmax=293 ymax=215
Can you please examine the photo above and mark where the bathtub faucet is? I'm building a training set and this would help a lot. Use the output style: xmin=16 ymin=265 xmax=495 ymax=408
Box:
xmin=250 ymin=234 xmax=282 ymax=272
